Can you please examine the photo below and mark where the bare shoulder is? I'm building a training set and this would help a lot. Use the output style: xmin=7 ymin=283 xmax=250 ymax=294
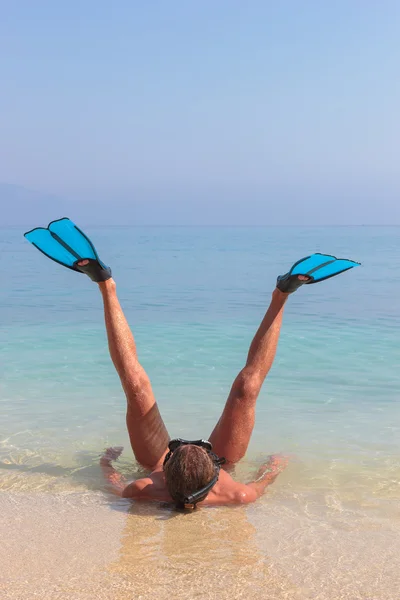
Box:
xmin=231 ymin=485 xmax=258 ymax=504
xmin=122 ymin=470 xmax=171 ymax=502
xmin=208 ymin=470 xmax=257 ymax=505
xmin=122 ymin=477 xmax=154 ymax=499
xmin=227 ymin=480 xmax=258 ymax=505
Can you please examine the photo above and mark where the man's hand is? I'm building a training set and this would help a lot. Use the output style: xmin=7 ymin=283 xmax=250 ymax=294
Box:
xmin=100 ymin=446 xmax=126 ymax=496
xmin=253 ymin=454 xmax=289 ymax=484
xmin=100 ymin=446 xmax=124 ymax=464
xmin=241 ymin=454 xmax=289 ymax=503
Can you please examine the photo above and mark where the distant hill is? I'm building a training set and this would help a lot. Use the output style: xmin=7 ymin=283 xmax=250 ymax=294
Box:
xmin=1 ymin=183 xmax=70 ymax=227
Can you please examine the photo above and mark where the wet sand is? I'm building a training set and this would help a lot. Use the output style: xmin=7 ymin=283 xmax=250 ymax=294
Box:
xmin=2 ymin=482 xmax=399 ymax=600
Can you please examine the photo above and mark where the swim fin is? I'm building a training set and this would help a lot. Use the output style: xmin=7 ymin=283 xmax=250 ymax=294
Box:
xmin=277 ymin=253 xmax=360 ymax=293
xmin=24 ymin=217 xmax=112 ymax=282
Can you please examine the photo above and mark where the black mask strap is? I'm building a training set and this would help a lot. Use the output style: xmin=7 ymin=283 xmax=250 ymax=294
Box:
xmin=163 ymin=438 xmax=226 ymax=509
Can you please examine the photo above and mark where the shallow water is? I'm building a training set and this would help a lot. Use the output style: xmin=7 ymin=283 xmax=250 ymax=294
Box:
xmin=1 ymin=489 xmax=399 ymax=600
xmin=1 ymin=226 xmax=400 ymax=598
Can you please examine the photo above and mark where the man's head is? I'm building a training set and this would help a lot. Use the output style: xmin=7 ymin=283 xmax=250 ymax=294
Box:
xmin=163 ymin=443 xmax=216 ymax=508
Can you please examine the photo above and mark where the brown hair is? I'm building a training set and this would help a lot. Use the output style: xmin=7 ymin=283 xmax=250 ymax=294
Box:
xmin=163 ymin=444 xmax=215 ymax=506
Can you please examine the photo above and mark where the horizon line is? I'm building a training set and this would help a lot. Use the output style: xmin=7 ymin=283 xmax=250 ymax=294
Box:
xmin=3 ymin=223 xmax=400 ymax=230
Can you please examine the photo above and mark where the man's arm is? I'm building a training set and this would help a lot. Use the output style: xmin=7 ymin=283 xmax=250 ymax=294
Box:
xmin=239 ymin=454 xmax=289 ymax=503
xmin=100 ymin=447 xmax=127 ymax=497
xmin=99 ymin=447 xmax=155 ymax=499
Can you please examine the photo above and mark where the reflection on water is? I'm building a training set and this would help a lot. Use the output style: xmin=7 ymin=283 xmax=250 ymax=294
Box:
xmin=108 ymin=502 xmax=303 ymax=600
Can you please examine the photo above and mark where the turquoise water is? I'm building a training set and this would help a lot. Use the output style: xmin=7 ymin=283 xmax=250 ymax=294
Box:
xmin=1 ymin=226 xmax=399 ymax=495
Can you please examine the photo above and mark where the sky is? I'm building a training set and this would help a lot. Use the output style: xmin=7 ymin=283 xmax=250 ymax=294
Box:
xmin=1 ymin=1 xmax=400 ymax=225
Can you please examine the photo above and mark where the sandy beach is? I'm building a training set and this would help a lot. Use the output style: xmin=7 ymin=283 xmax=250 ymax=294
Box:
xmin=2 ymin=468 xmax=399 ymax=600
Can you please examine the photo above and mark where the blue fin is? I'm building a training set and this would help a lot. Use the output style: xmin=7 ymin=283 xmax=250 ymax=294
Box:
xmin=290 ymin=253 xmax=360 ymax=282
xmin=24 ymin=218 xmax=111 ymax=282
xmin=277 ymin=253 xmax=360 ymax=293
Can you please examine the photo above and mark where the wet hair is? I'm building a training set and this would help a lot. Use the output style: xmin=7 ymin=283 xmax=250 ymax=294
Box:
xmin=163 ymin=444 xmax=215 ymax=506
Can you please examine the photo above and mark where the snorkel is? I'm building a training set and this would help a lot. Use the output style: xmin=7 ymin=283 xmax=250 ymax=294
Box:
xmin=163 ymin=439 xmax=226 ymax=510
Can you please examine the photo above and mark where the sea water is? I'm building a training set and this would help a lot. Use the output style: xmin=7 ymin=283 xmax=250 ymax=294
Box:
xmin=1 ymin=226 xmax=399 ymax=599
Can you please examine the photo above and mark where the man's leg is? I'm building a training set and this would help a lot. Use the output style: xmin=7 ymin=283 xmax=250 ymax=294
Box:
xmin=99 ymin=278 xmax=169 ymax=470
xmin=209 ymin=286 xmax=291 ymax=464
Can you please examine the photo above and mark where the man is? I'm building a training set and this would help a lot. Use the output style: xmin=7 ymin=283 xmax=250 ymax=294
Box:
xmin=24 ymin=219 xmax=359 ymax=509
xmin=97 ymin=274 xmax=295 ymax=508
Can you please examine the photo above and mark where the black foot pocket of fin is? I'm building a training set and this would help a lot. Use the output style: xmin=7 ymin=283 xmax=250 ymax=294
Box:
xmin=276 ymin=253 xmax=360 ymax=293
xmin=276 ymin=274 xmax=309 ymax=294
xmin=74 ymin=259 xmax=112 ymax=282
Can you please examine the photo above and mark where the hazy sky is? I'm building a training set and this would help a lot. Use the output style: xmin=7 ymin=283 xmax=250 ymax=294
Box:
xmin=1 ymin=1 xmax=399 ymax=225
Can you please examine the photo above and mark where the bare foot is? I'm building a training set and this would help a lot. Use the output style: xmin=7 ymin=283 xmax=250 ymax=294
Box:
xmin=77 ymin=259 xmax=89 ymax=267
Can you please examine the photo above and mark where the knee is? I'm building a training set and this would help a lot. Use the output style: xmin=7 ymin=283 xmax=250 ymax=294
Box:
xmin=233 ymin=369 xmax=261 ymax=403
